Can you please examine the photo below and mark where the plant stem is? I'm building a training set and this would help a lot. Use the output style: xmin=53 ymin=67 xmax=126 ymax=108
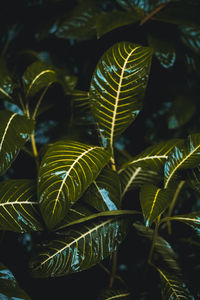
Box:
xmin=109 ymin=251 xmax=118 ymax=288
xmin=148 ymin=215 xmax=160 ymax=265
xmin=167 ymin=180 xmax=185 ymax=235
xmin=32 ymin=84 xmax=50 ymax=120
xmin=30 ymin=133 xmax=40 ymax=172
xmin=140 ymin=1 xmax=170 ymax=25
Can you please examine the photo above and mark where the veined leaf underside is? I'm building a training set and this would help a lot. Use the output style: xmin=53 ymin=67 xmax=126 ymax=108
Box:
xmin=90 ymin=42 xmax=153 ymax=148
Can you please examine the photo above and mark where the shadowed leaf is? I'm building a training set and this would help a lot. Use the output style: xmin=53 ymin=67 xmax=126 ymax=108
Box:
xmin=97 ymin=288 xmax=131 ymax=300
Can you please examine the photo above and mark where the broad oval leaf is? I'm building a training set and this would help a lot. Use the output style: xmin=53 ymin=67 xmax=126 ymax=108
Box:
xmin=22 ymin=61 xmax=58 ymax=99
xmin=121 ymin=139 xmax=182 ymax=173
xmin=89 ymin=41 xmax=153 ymax=148
xmin=30 ymin=216 xmax=132 ymax=278
xmin=83 ymin=168 xmax=121 ymax=211
xmin=97 ymin=288 xmax=131 ymax=300
xmin=0 ymin=179 xmax=43 ymax=232
xmin=0 ymin=262 xmax=31 ymax=300
xmin=140 ymin=184 xmax=173 ymax=227
xmin=164 ymin=134 xmax=200 ymax=188
xmin=119 ymin=166 xmax=161 ymax=197
xmin=38 ymin=140 xmax=111 ymax=229
xmin=0 ymin=110 xmax=34 ymax=175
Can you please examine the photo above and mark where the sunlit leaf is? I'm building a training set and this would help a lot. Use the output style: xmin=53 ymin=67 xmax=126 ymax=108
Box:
xmin=180 ymin=26 xmax=200 ymax=55
xmin=30 ymin=216 xmax=132 ymax=278
xmin=83 ymin=167 xmax=121 ymax=211
xmin=0 ymin=179 xmax=43 ymax=232
xmin=0 ymin=110 xmax=34 ymax=175
xmin=22 ymin=61 xmax=58 ymax=99
xmin=0 ymin=262 xmax=31 ymax=300
xmin=119 ymin=165 xmax=161 ymax=197
xmin=121 ymin=139 xmax=182 ymax=173
xmin=38 ymin=140 xmax=111 ymax=229
xmin=140 ymin=184 xmax=173 ymax=227
xmin=97 ymin=288 xmax=131 ymax=300
xmin=89 ymin=41 xmax=153 ymax=149
xmin=164 ymin=134 xmax=200 ymax=188
xmin=96 ymin=10 xmax=144 ymax=38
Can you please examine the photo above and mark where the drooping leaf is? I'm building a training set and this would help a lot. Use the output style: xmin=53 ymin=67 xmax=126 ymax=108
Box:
xmin=96 ymin=10 xmax=144 ymax=38
xmin=38 ymin=140 xmax=111 ymax=229
xmin=164 ymin=134 xmax=200 ymax=188
xmin=168 ymin=95 xmax=196 ymax=129
xmin=119 ymin=165 xmax=161 ymax=197
xmin=0 ymin=110 xmax=34 ymax=175
xmin=140 ymin=184 xmax=173 ymax=227
xmin=121 ymin=139 xmax=182 ymax=173
xmin=0 ymin=179 xmax=43 ymax=232
xmin=22 ymin=60 xmax=58 ymax=99
xmin=0 ymin=262 xmax=31 ymax=300
xmin=30 ymin=216 xmax=132 ymax=278
xmin=89 ymin=41 xmax=153 ymax=149
xmin=180 ymin=26 xmax=200 ymax=55
xmin=163 ymin=212 xmax=200 ymax=231
xmin=147 ymin=33 xmax=176 ymax=69
xmin=97 ymin=288 xmax=131 ymax=300
xmin=83 ymin=167 xmax=121 ymax=211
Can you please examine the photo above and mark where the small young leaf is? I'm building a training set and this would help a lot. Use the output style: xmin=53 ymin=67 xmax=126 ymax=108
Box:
xmin=30 ymin=216 xmax=132 ymax=278
xmin=0 ymin=179 xmax=43 ymax=232
xmin=0 ymin=110 xmax=34 ymax=175
xmin=38 ymin=140 xmax=111 ymax=229
xmin=140 ymin=184 xmax=173 ymax=227
xmin=89 ymin=41 xmax=153 ymax=149
xmin=0 ymin=262 xmax=31 ymax=300
xmin=164 ymin=133 xmax=200 ymax=188
xmin=83 ymin=168 xmax=121 ymax=211
xmin=97 ymin=288 xmax=131 ymax=300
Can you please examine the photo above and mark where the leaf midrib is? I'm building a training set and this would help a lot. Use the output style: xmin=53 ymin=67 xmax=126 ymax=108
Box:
xmin=0 ymin=113 xmax=17 ymax=153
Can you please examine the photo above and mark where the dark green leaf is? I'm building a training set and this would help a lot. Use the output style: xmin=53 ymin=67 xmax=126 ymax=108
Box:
xmin=0 ymin=262 xmax=31 ymax=300
xmin=22 ymin=61 xmax=58 ymax=99
xmin=140 ymin=184 xmax=173 ymax=227
xmin=38 ymin=140 xmax=111 ymax=229
xmin=89 ymin=41 xmax=153 ymax=149
xmin=0 ymin=59 xmax=16 ymax=102
xmin=121 ymin=139 xmax=182 ymax=173
xmin=83 ymin=167 xmax=121 ymax=211
xmin=116 ymin=0 xmax=169 ymax=13
xmin=96 ymin=10 xmax=144 ymax=38
xmin=70 ymin=90 xmax=90 ymax=118
xmin=0 ymin=110 xmax=34 ymax=175
xmin=163 ymin=212 xmax=200 ymax=230
xmin=30 ymin=216 xmax=132 ymax=278
xmin=0 ymin=179 xmax=43 ymax=232
xmin=180 ymin=26 xmax=200 ymax=55
xmin=164 ymin=134 xmax=200 ymax=188
xmin=97 ymin=288 xmax=131 ymax=300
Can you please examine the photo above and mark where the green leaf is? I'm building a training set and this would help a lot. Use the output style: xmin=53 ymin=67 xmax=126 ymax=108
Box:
xmin=0 ymin=262 xmax=31 ymax=300
xmin=89 ymin=41 xmax=153 ymax=149
xmin=116 ymin=0 xmax=169 ymax=13
xmin=96 ymin=10 xmax=144 ymax=38
xmin=180 ymin=26 xmax=200 ymax=55
xmin=38 ymin=140 xmax=111 ymax=229
xmin=70 ymin=90 xmax=90 ymax=118
xmin=163 ymin=212 xmax=200 ymax=230
xmin=119 ymin=166 xmax=161 ymax=197
xmin=121 ymin=139 xmax=182 ymax=173
xmin=0 ymin=179 xmax=43 ymax=232
xmin=83 ymin=167 xmax=121 ymax=211
xmin=140 ymin=184 xmax=173 ymax=227
xmin=0 ymin=59 xmax=16 ymax=102
xmin=0 ymin=110 xmax=34 ymax=175
xmin=147 ymin=33 xmax=176 ymax=69
xmin=97 ymin=288 xmax=131 ymax=300
xmin=22 ymin=61 xmax=58 ymax=99
xmin=164 ymin=134 xmax=200 ymax=188
xmin=30 ymin=216 xmax=132 ymax=278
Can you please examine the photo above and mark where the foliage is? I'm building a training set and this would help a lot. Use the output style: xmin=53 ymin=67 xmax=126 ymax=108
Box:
xmin=0 ymin=0 xmax=200 ymax=299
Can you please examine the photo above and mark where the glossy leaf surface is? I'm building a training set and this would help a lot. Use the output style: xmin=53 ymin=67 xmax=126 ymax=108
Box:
xmin=140 ymin=184 xmax=173 ymax=227
xmin=0 ymin=59 xmax=16 ymax=102
xmin=97 ymin=288 xmax=131 ymax=300
xmin=30 ymin=216 xmax=132 ymax=278
xmin=0 ymin=110 xmax=34 ymax=175
xmin=0 ymin=262 xmax=31 ymax=300
xmin=121 ymin=139 xmax=181 ymax=173
xmin=38 ymin=140 xmax=111 ymax=229
xmin=119 ymin=166 xmax=161 ymax=197
xmin=0 ymin=179 xmax=43 ymax=232
xmin=164 ymin=134 xmax=200 ymax=188
xmin=83 ymin=168 xmax=121 ymax=211
xmin=89 ymin=41 xmax=153 ymax=148
xmin=22 ymin=61 xmax=58 ymax=99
